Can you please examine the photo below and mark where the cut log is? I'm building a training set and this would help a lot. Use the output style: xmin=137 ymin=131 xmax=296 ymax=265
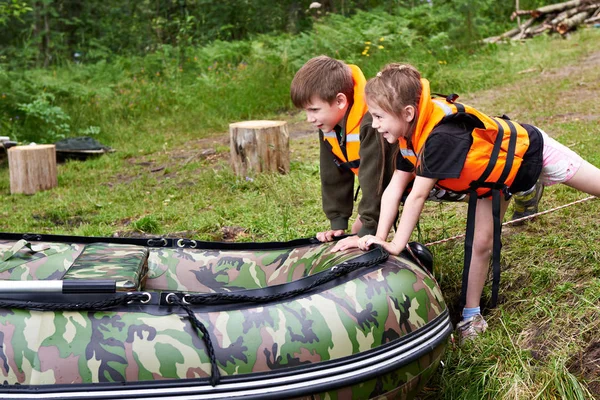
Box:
xmin=533 ymin=0 xmax=589 ymax=18
xmin=483 ymin=17 xmax=537 ymax=43
xmin=550 ymin=7 xmax=584 ymax=25
xmin=530 ymin=23 xmax=553 ymax=36
xmin=512 ymin=17 xmax=538 ymax=40
xmin=229 ymin=120 xmax=290 ymax=176
xmin=511 ymin=9 xmax=535 ymax=20
xmin=8 ymin=144 xmax=58 ymax=195
xmin=556 ymin=10 xmax=592 ymax=33
xmin=584 ymin=5 xmax=600 ymax=21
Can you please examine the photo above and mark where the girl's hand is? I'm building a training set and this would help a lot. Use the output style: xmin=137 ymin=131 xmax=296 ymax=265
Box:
xmin=358 ymin=235 xmax=385 ymax=251
xmin=331 ymin=235 xmax=359 ymax=252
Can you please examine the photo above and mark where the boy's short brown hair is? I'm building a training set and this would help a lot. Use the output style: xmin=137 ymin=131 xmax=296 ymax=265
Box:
xmin=291 ymin=55 xmax=354 ymax=108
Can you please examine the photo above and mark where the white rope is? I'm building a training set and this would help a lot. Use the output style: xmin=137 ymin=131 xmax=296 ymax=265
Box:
xmin=425 ymin=196 xmax=597 ymax=247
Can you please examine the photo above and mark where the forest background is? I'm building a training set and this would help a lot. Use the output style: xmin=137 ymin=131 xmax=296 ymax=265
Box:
xmin=1 ymin=0 xmax=600 ymax=398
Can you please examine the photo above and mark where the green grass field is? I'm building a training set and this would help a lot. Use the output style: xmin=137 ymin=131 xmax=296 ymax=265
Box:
xmin=1 ymin=27 xmax=599 ymax=400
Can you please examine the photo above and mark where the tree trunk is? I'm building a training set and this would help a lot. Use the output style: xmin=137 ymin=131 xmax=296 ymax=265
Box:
xmin=42 ymin=0 xmax=51 ymax=68
xmin=229 ymin=120 xmax=289 ymax=177
xmin=8 ymin=145 xmax=58 ymax=195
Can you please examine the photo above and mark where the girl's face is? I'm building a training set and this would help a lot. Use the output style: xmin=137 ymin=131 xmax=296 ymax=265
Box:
xmin=367 ymin=100 xmax=413 ymax=144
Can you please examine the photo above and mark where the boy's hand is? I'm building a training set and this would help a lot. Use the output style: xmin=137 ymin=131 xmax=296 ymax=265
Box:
xmin=331 ymin=235 xmax=360 ymax=252
xmin=316 ymin=229 xmax=345 ymax=242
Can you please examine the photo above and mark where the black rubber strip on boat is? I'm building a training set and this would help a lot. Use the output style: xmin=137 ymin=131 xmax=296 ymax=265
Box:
xmin=0 ymin=231 xmax=326 ymax=249
xmin=0 ymin=246 xmax=398 ymax=313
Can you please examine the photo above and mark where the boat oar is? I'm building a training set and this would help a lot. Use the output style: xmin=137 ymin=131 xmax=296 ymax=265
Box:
xmin=0 ymin=280 xmax=116 ymax=294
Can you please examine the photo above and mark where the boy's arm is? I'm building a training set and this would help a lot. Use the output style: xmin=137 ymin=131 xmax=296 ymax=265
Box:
xmin=356 ymin=120 xmax=394 ymax=237
xmin=319 ymin=132 xmax=354 ymax=231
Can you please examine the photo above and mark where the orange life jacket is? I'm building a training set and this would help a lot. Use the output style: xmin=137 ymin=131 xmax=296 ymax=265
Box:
xmin=322 ymin=64 xmax=368 ymax=176
xmin=400 ymin=79 xmax=531 ymax=197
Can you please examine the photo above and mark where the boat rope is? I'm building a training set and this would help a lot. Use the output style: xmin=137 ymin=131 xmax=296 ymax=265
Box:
xmin=167 ymin=295 xmax=221 ymax=387
xmin=0 ymin=292 xmax=149 ymax=311
xmin=425 ymin=195 xmax=596 ymax=247
xmin=0 ymin=247 xmax=390 ymax=388
xmin=167 ymin=247 xmax=390 ymax=387
xmin=183 ymin=248 xmax=390 ymax=305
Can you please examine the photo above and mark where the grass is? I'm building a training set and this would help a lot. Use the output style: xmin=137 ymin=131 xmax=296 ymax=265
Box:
xmin=1 ymin=27 xmax=600 ymax=400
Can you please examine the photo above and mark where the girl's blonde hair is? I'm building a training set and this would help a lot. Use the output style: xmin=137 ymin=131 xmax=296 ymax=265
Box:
xmin=365 ymin=63 xmax=422 ymax=140
xmin=366 ymin=63 xmax=423 ymax=191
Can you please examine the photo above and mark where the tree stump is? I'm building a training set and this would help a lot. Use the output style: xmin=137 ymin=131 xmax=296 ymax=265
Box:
xmin=229 ymin=120 xmax=290 ymax=176
xmin=8 ymin=145 xmax=58 ymax=195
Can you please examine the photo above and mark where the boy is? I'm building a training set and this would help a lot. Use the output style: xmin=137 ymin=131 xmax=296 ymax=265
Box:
xmin=290 ymin=55 xmax=394 ymax=243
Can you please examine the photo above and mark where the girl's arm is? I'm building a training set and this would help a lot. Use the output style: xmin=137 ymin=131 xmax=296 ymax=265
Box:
xmin=360 ymin=176 xmax=436 ymax=255
xmin=374 ymin=169 xmax=415 ymax=240
xmin=331 ymin=169 xmax=413 ymax=252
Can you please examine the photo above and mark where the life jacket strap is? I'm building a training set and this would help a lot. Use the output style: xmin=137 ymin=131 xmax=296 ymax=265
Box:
xmin=354 ymin=185 xmax=361 ymax=202
xmin=460 ymin=118 xmax=518 ymax=309
xmin=431 ymin=92 xmax=460 ymax=104
xmin=332 ymin=157 xmax=360 ymax=171
xmin=460 ymin=189 xmax=478 ymax=309
xmin=323 ymin=139 xmax=360 ymax=172
xmin=459 ymin=188 xmax=503 ymax=310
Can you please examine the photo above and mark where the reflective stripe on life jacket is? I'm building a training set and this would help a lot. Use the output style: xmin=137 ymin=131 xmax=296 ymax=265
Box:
xmin=322 ymin=64 xmax=368 ymax=175
xmin=399 ymin=79 xmax=531 ymax=198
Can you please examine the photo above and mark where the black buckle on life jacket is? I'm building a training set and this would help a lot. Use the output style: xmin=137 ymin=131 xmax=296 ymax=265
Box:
xmin=446 ymin=93 xmax=459 ymax=103
xmin=333 ymin=158 xmax=360 ymax=171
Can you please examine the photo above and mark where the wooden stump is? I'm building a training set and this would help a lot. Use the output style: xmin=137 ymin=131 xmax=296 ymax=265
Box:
xmin=8 ymin=145 xmax=58 ymax=195
xmin=229 ymin=120 xmax=290 ymax=176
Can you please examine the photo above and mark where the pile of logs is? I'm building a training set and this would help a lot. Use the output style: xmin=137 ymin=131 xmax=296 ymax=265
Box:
xmin=484 ymin=0 xmax=600 ymax=43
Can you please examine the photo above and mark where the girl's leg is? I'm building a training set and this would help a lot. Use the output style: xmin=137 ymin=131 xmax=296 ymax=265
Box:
xmin=465 ymin=196 xmax=511 ymax=308
xmin=563 ymin=160 xmax=600 ymax=196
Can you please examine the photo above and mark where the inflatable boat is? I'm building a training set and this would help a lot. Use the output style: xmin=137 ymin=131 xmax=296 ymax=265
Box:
xmin=0 ymin=232 xmax=452 ymax=399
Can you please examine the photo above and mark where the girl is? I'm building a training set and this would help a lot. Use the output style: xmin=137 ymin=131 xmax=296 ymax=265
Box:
xmin=333 ymin=63 xmax=600 ymax=344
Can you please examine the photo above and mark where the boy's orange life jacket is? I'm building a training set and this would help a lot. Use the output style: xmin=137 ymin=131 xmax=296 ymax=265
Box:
xmin=399 ymin=79 xmax=531 ymax=197
xmin=322 ymin=64 xmax=368 ymax=176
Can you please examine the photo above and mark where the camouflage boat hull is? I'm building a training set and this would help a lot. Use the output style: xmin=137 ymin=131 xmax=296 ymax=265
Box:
xmin=0 ymin=233 xmax=452 ymax=400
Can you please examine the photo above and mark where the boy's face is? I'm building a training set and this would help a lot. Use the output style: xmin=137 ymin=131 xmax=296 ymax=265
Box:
xmin=303 ymin=95 xmax=348 ymax=133
xmin=367 ymin=100 xmax=414 ymax=144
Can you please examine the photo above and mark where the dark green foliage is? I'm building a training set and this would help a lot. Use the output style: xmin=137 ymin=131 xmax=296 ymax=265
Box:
xmin=0 ymin=0 xmax=568 ymax=144
xmin=1 ymin=0 xmax=565 ymax=68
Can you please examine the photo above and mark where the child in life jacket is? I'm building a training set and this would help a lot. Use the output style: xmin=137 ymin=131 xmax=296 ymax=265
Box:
xmin=291 ymin=56 xmax=395 ymax=245
xmin=335 ymin=63 xmax=600 ymax=344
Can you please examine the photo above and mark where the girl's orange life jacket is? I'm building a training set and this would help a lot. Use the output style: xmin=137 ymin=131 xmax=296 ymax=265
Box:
xmin=399 ymin=79 xmax=531 ymax=197
xmin=322 ymin=64 xmax=368 ymax=176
